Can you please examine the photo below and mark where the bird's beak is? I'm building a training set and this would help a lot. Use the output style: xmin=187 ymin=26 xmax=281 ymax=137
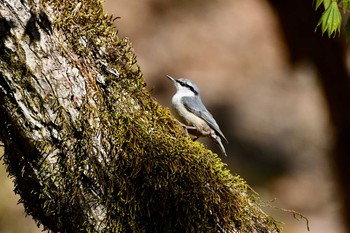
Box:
xmin=166 ymin=75 xmax=176 ymax=83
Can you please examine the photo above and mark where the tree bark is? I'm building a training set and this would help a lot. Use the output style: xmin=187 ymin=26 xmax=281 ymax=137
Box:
xmin=0 ymin=0 xmax=281 ymax=232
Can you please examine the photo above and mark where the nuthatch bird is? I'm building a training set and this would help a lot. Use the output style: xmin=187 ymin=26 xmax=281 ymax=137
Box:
xmin=167 ymin=75 xmax=228 ymax=156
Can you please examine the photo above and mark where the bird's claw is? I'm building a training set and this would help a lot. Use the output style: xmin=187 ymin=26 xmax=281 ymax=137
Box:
xmin=176 ymin=121 xmax=196 ymax=135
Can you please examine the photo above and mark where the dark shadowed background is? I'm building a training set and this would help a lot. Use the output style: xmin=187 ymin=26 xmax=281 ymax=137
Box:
xmin=0 ymin=0 xmax=345 ymax=232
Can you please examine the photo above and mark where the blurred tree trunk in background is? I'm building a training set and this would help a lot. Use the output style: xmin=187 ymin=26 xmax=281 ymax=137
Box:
xmin=268 ymin=0 xmax=350 ymax=231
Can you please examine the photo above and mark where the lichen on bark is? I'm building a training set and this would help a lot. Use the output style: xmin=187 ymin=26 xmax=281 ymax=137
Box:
xmin=0 ymin=0 xmax=282 ymax=232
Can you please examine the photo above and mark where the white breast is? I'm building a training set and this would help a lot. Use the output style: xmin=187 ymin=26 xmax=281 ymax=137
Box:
xmin=171 ymin=94 xmax=211 ymax=136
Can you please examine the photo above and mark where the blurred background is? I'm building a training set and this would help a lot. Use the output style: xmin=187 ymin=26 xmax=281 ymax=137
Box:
xmin=0 ymin=0 xmax=347 ymax=232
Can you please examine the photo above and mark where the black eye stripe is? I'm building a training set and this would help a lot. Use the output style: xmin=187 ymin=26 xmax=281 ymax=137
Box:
xmin=177 ymin=80 xmax=198 ymax=95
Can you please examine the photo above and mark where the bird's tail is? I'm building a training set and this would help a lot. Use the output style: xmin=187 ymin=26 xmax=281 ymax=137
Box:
xmin=211 ymin=135 xmax=227 ymax=156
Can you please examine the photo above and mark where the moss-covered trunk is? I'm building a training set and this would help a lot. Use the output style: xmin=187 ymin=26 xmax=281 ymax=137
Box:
xmin=0 ymin=0 xmax=281 ymax=232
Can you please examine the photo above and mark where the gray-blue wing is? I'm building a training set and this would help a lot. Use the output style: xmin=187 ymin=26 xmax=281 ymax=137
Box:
xmin=182 ymin=96 xmax=228 ymax=143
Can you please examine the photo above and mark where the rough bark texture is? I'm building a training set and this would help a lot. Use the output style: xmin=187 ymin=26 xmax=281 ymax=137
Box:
xmin=268 ymin=0 xmax=350 ymax=231
xmin=0 ymin=0 xmax=281 ymax=232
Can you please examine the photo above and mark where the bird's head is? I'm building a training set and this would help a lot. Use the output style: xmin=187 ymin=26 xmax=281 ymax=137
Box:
xmin=167 ymin=75 xmax=200 ymax=96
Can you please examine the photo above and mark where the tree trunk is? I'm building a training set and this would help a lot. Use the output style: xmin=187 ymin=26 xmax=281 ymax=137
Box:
xmin=0 ymin=0 xmax=281 ymax=232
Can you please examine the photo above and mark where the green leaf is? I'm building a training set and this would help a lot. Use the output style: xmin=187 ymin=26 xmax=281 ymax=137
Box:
xmin=314 ymin=0 xmax=332 ymax=10
xmin=315 ymin=0 xmax=325 ymax=10
xmin=323 ymin=0 xmax=332 ymax=9
xmin=342 ymin=0 xmax=350 ymax=13
xmin=316 ymin=1 xmax=342 ymax=37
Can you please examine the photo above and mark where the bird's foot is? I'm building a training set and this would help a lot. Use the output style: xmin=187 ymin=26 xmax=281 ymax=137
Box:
xmin=192 ymin=136 xmax=199 ymax=141
xmin=176 ymin=121 xmax=196 ymax=135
